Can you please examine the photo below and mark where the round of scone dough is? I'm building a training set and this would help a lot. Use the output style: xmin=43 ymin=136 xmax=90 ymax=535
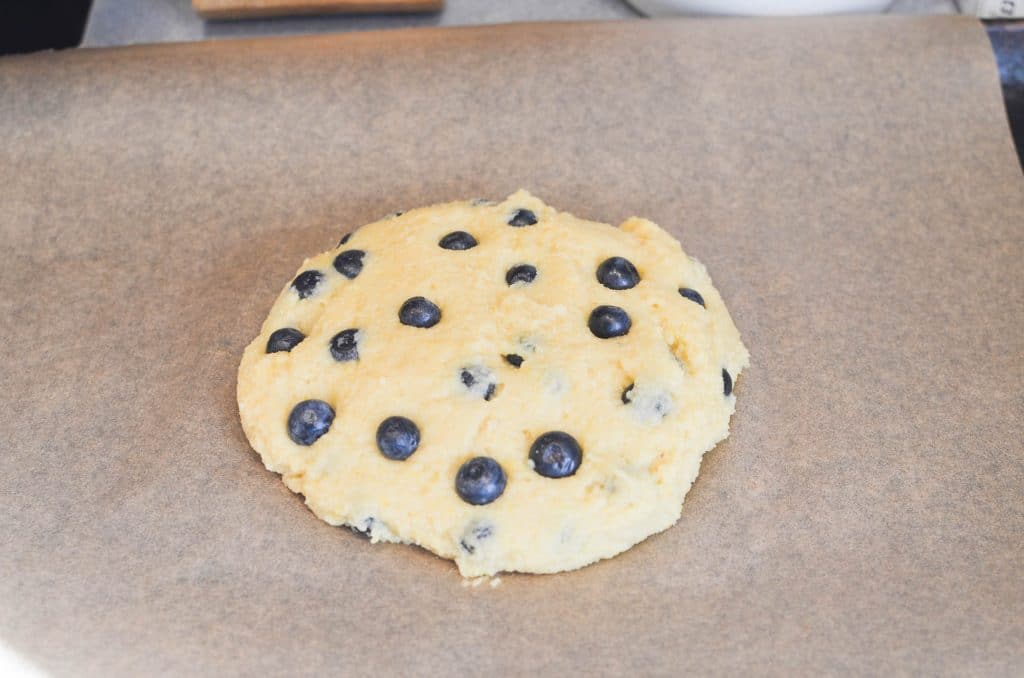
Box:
xmin=237 ymin=190 xmax=748 ymax=577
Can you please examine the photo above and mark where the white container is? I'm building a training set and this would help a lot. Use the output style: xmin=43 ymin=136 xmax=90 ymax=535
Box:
xmin=960 ymin=0 xmax=1024 ymax=17
xmin=626 ymin=0 xmax=892 ymax=16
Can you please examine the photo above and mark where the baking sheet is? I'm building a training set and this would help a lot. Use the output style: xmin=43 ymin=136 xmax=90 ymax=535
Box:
xmin=1 ymin=16 xmax=1021 ymax=676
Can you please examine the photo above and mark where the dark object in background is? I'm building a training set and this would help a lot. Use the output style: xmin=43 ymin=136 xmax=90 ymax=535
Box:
xmin=987 ymin=23 xmax=1024 ymax=170
xmin=194 ymin=0 xmax=442 ymax=20
xmin=0 ymin=1 xmax=92 ymax=55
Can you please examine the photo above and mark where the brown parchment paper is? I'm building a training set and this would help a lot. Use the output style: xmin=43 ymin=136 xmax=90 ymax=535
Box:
xmin=1 ymin=16 xmax=1021 ymax=677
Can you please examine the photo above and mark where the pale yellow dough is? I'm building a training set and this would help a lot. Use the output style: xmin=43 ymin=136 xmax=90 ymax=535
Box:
xmin=237 ymin=191 xmax=748 ymax=576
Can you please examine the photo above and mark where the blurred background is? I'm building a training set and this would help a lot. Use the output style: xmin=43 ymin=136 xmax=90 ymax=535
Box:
xmin=0 ymin=0 xmax=977 ymax=55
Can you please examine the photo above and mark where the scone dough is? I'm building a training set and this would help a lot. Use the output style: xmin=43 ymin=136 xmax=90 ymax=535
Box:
xmin=237 ymin=191 xmax=748 ymax=576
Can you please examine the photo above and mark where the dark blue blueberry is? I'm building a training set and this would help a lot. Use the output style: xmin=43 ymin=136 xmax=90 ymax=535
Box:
xmin=291 ymin=270 xmax=324 ymax=299
xmin=503 ymin=354 xmax=524 ymax=368
xmin=723 ymin=368 xmax=733 ymax=396
xmin=333 ymin=250 xmax=365 ymax=279
xmin=266 ymin=328 xmax=305 ymax=354
xmin=287 ymin=399 xmax=334 ymax=446
xmin=596 ymin=257 xmax=640 ymax=290
xmin=329 ymin=329 xmax=360 ymax=362
xmin=621 ymin=383 xmax=634 ymax=404
xmin=505 ymin=264 xmax=537 ymax=286
xmin=439 ymin=231 xmax=478 ymax=250
xmin=338 ymin=232 xmax=352 ymax=247
xmin=529 ymin=431 xmax=583 ymax=478
xmin=399 ymin=297 xmax=441 ymax=328
xmin=678 ymin=287 xmax=706 ymax=308
xmin=376 ymin=416 xmax=420 ymax=461
xmin=507 ymin=208 xmax=537 ymax=227
xmin=588 ymin=305 xmax=631 ymax=339
xmin=460 ymin=366 xmax=497 ymax=401
xmin=455 ymin=457 xmax=507 ymax=505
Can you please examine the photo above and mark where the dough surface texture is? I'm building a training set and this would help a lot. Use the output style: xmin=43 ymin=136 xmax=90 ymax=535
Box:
xmin=237 ymin=190 xmax=748 ymax=576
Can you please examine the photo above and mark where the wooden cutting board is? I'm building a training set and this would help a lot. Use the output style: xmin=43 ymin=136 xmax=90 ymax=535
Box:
xmin=194 ymin=0 xmax=442 ymax=19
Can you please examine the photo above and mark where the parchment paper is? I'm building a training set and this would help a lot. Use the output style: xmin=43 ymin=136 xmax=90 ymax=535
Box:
xmin=1 ymin=17 xmax=1021 ymax=677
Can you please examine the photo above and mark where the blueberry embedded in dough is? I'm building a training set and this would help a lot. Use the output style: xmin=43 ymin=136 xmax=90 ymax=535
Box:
xmin=455 ymin=457 xmax=506 ymax=505
xmin=266 ymin=328 xmax=305 ymax=354
xmin=287 ymin=399 xmax=334 ymax=446
xmin=328 ymin=329 xmax=361 ymax=362
xmin=507 ymin=208 xmax=537 ymax=227
xmin=375 ymin=416 xmax=420 ymax=461
xmin=460 ymin=365 xmax=498 ymax=401
xmin=505 ymin=264 xmax=537 ymax=286
xmin=290 ymin=270 xmax=324 ymax=299
xmin=517 ymin=337 xmax=538 ymax=354
xmin=438 ymin=231 xmax=478 ymax=251
xmin=529 ymin=431 xmax=583 ymax=478
xmin=459 ymin=521 xmax=494 ymax=554
xmin=350 ymin=516 xmax=375 ymax=538
xmin=621 ymin=382 xmax=674 ymax=424
xmin=332 ymin=250 xmax=365 ymax=279
xmin=588 ymin=305 xmax=631 ymax=339
xmin=722 ymin=368 xmax=733 ymax=397
xmin=678 ymin=287 xmax=706 ymax=308
xmin=502 ymin=354 xmax=524 ymax=368
xmin=596 ymin=256 xmax=641 ymax=290
xmin=398 ymin=296 xmax=442 ymax=328
xmin=337 ymin=232 xmax=352 ymax=247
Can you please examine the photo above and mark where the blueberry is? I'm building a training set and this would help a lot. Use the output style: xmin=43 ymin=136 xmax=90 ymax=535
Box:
xmin=588 ymin=305 xmax=631 ymax=339
xmin=503 ymin=354 xmax=524 ymax=368
xmin=678 ymin=287 xmax=706 ymax=308
xmin=287 ymin=399 xmax=334 ymax=446
xmin=291 ymin=270 xmax=324 ymax=299
xmin=399 ymin=297 xmax=441 ymax=328
xmin=329 ymin=329 xmax=360 ymax=362
xmin=266 ymin=328 xmax=305 ymax=354
xmin=508 ymin=208 xmax=537 ymax=227
xmin=529 ymin=431 xmax=582 ymax=478
xmin=351 ymin=517 xmax=375 ymax=538
xmin=376 ymin=416 xmax=420 ymax=461
xmin=460 ymin=366 xmax=497 ymax=400
xmin=439 ymin=231 xmax=478 ymax=250
xmin=455 ymin=457 xmax=506 ymax=505
xmin=459 ymin=521 xmax=494 ymax=554
xmin=723 ymin=368 xmax=733 ymax=396
xmin=333 ymin=250 xmax=365 ymax=279
xmin=621 ymin=382 xmax=673 ymax=423
xmin=596 ymin=257 xmax=640 ymax=290
xmin=338 ymin=232 xmax=352 ymax=247
xmin=505 ymin=264 xmax=537 ymax=286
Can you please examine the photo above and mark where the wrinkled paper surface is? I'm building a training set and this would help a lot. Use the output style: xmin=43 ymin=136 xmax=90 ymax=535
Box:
xmin=0 ymin=16 xmax=1021 ymax=676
